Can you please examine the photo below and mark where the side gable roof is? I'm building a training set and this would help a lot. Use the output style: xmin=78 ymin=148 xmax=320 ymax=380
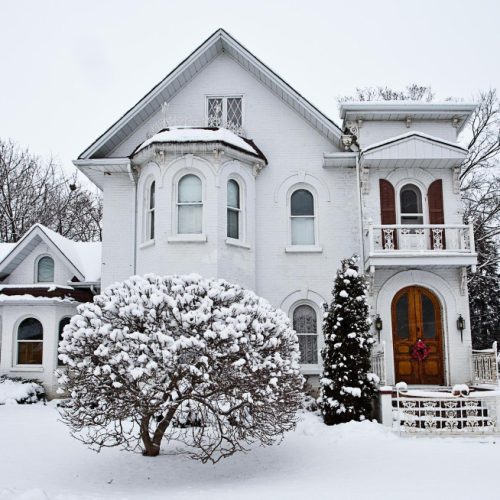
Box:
xmin=79 ymin=28 xmax=342 ymax=160
xmin=0 ymin=224 xmax=101 ymax=283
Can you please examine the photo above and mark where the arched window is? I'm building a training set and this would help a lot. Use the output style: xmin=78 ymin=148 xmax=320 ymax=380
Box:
xmin=227 ymin=179 xmax=240 ymax=239
xmin=400 ymin=184 xmax=423 ymax=225
xmin=146 ymin=181 xmax=155 ymax=240
xmin=17 ymin=318 xmax=43 ymax=365
xmin=290 ymin=189 xmax=315 ymax=245
xmin=293 ymin=304 xmax=318 ymax=364
xmin=58 ymin=317 xmax=71 ymax=366
xmin=37 ymin=256 xmax=54 ymax=283
xmin=177 ymin=174 xmax=202 ymax=234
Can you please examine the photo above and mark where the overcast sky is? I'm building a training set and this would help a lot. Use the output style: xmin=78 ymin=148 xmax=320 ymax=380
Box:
xmin=1 ymin=0 xmax=499 ymax=177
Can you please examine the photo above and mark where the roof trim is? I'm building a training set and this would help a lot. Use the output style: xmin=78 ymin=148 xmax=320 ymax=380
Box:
xmin=78 ymin=28 xmax=342 ymax=160
xmin=361 ymin=131 xmax=468 ymax=156
xmin=0 ymin=224 xmax=85 ymax=281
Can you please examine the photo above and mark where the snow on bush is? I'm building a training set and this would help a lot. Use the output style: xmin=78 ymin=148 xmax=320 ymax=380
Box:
xmin=57 ymin=274 xmax=304 ymax=462
xmin=0 ymin=376 xmax=45 ymax=405
xmin=319 ymin=256 xmax=378 ymax=425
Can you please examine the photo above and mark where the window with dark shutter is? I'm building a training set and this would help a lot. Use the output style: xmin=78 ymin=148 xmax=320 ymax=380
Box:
xmin=379 ymin=179 xmax=397 ymax=249
xmin=428 ymin=179 xmax=446 ymax=249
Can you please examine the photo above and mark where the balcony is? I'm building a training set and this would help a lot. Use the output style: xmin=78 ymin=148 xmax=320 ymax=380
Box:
xmin=364 ymin=223 xmax=477 ymax=270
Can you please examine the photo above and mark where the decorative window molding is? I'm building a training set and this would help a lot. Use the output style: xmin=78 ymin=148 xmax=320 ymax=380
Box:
xmin=289 ymin=188 xmax=317 ymax=246
xmin=227 ymin=179 xmax=242 ymax=240
xmin=292 ymin=302 xmax=319 ymax=366
xmin=177 ymin=174 xmax=203 ymax=235
xmin=16 ymin=317 xmax=43 ymax=366
xmin=399 ymin=183 xmax=425 ymax=225
xmin=206 ymin=95 xmax=244 ymax=135
xmin=36 ymin=255 xmax=54 ymax=283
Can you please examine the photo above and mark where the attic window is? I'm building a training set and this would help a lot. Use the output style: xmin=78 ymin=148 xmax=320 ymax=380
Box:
xmin=207 ymin=96 xmax=243 ymax=135
xmin=37 ymin=256 xmax=54 ymax=283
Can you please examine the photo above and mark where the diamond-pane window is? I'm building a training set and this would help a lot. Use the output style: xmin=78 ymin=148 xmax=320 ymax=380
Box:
xmin=293 ymin=305 xmax=318 ymax=364
xmin=206 ymin=96 xmax=243 ymax=134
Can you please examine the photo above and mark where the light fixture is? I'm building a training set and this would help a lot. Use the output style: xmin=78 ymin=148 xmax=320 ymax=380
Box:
xmin=374 ymin=315 xmax=383 ymax=343
xmin=457 ymin=314 xmax=465 ymax=342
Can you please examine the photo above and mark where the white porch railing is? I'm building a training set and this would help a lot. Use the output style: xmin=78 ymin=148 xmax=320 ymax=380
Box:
xmin=370 ymin=342 xmax=386 ymax=386
xmin=472 ymin=342 xmax=499 ymax=385
xmin=366 ymin=223 xmax=475 ymax=254
xmin=393 ymin=391 xmax=499 ymax=434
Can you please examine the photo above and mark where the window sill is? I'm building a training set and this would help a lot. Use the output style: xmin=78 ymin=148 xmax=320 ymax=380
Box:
xmin=285 ymin=245 xmax=323 ymax=253
xmin=10 ymin=366 xmax=44 ymax=373
xmin=139 ymin=239 xmax=155 ymax=249
xmin=300 ymin=366 xmax=321 ymax=375
xmin=225 ymin=238 xmax=251 ymax=250
xmin=167 ymin=234 xmax=207 ymax=243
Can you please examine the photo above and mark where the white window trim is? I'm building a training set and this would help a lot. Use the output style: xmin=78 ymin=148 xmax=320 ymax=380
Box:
xmin=34 ymin=254 xmax=55 ymax=284
xmin=14 ymin=316 xmax=44 ymax=368
xmin=397 ymin=181 xmax=427 ymax=225
xmin=175 ymin=173 xmax=204 ymax=237
xmin=226 ymin=177 xmax=246 ymax=244
xmin=144 ymin=179 xmax=156 ymax=243
xmin=287 ymin=185 xmax=320 ymax=249
xmin=205 ymin=95 xmax=245 ymax=131
xmin=290 ymin=301 xmax=322 ymax=370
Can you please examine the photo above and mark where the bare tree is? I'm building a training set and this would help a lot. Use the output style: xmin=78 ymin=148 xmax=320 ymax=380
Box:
xmin=338 ymin=84 xmax=434 ymax=103
xmin=0 ymin=138 xmax=102 ymax=242
xmin=57 ymin=274 xmax=304 ymax=462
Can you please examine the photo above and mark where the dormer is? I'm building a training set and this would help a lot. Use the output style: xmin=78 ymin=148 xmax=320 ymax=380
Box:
xmin=339 ymin=102 xmax=476 ymax=149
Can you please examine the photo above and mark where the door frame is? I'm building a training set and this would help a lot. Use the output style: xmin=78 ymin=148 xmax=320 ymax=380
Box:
xmin=391 ymin=286 xmax=445 ymax=385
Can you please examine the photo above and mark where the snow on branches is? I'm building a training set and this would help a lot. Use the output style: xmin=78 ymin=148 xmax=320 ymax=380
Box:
xmin=57 ymin=274 xmax=304 ymax=462
xmin=319 ymin=256 xmax=377 ymax=425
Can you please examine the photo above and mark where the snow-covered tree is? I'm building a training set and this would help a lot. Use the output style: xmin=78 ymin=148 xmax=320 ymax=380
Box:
xmin=469 ymin=221 xmax=500 ymax=349
xmin=319 ymin=256 xmax=377 ymax=425
xmin=57 ymin=274 xmax=304 ymax=462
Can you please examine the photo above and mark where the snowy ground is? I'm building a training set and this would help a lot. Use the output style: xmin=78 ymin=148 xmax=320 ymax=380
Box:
xmin=0 ymin=403 xmax=499 ymax=500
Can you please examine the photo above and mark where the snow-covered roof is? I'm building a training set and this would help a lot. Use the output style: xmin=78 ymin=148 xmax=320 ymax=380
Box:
xmin=0 ymin=224 xmax=101 ymax=283
xmin=78 ymin=28 xmax=342 ymax=160
xmin=132 ymin=127 xmax=267 ymax=163
xmin=362 ymin=131 xmax=468 ymax=155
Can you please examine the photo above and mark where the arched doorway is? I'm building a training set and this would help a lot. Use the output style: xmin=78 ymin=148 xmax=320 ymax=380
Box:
xmin=392 ymin=286 xmax=444 ymax=385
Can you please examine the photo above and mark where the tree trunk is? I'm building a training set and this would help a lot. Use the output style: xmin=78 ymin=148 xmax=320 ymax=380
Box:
xmin=140 ymin=406 xmax=178 ymax=457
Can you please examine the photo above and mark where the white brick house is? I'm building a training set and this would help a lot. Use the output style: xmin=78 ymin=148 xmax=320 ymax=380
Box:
xmin=2 ymin=30 xmax=497 ymax=426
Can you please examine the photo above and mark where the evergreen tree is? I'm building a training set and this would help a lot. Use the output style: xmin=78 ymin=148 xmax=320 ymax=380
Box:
xmin=468 ymin=223 xmax=500 ymax=349
xmin=319 ymin=256 xmax=378 ymax=425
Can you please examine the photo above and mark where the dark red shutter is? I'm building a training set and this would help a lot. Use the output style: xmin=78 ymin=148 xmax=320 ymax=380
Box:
xmin=379 ymin=179 xmax=397 ymax=249
xmin=428 ymin=179 xmax=445 ymax=249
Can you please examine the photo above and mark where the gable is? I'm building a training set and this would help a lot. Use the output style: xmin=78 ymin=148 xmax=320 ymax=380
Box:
xmin=361 ymin=132 xmax=467 ymax=169
xmin=78 ymin=29 xmax=341 ymax=160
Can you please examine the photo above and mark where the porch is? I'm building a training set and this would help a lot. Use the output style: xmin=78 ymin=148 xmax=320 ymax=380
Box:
xmin=372 ymin=342 xmax=500 ymax=434
xmin=364 ymin=222 xmax=477 ymax=270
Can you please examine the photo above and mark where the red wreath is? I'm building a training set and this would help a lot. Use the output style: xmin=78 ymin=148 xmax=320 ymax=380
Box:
xmin=411 ymin=339 xmax=431 ymax=362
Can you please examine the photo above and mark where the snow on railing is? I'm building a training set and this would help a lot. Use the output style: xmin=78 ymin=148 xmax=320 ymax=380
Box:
xmin=393 ymin=389 xmax=499 ymax=434
xmin=472 ymin=342 xmax=499 ymax=385
xmin=370 ymin=342 xmax=386 ymax=386
xmin=366 ymin=223 xmax=475 ymax=254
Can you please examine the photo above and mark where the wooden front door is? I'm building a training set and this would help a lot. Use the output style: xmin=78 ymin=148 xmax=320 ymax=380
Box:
xmin=392 ymin=286 xmax=444 ymax=385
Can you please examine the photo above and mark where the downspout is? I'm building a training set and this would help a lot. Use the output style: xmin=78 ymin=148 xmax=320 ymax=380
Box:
xmin=355 ymin=152 xmax=365 ymax=270
xmin=127 ymin=162 xmax=137 ymax=276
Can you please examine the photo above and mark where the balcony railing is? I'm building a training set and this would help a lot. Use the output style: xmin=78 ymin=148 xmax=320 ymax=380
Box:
xmin=370 ymin=342 xmax=386 ymax=386
xmin=366 ymin=223 xmax=475 ymax=254
xmin=472 ymin=342 xmax=499 ymax=385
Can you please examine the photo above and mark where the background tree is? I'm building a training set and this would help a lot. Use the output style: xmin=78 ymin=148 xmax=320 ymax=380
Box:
xmin=338 ymin=85 xmax=500 ymax=347
xmin=0 ymin=138 xmax=102 ymax=242
xmin=319 ymin=256 xmax=377 ymax=425
xmin=57 ymin=274 xmax=304 ymax=462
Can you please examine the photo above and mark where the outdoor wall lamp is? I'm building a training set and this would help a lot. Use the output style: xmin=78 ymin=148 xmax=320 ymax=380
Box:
xmin=374 ymin=315 xmax=383 ymax=343
xmin=457 ymin=314 xmax=465 ymax=342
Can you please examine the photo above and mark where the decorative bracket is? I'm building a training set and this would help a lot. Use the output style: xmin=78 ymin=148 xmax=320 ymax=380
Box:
xmin=460 ymin=267 xmax=468 ymax=296
xmin=453 ymin=166 xmax=461 ymax=194
xmin=405 ymin=116 xmax=412 ymax=128
xmin=451 ymin=117 xmax=461 ymax=129
xmin=360 ymin=166 xmax=370 ymax=195
xmin=253 ymin=163 xmax=264 ymax=177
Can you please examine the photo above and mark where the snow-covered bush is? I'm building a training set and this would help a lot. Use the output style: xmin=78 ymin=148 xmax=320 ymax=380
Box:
xmin=0 ymin=376 xmax=45 ymax=405
xmin=57 ymin=274 xmax=304 ymax=462
xmin=319 ymin=256 xmax=378 ymax=425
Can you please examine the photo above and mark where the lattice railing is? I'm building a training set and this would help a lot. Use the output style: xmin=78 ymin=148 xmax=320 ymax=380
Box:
xmin=370 ymin=342 xmax=386 ymax=386
xmin=393 ymin=393 xmax=498 ymax=434
xmin=366 ymin=223 xmax=475 ymax=253
xmin=472 ymin=342 xmax=499 ymax=385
